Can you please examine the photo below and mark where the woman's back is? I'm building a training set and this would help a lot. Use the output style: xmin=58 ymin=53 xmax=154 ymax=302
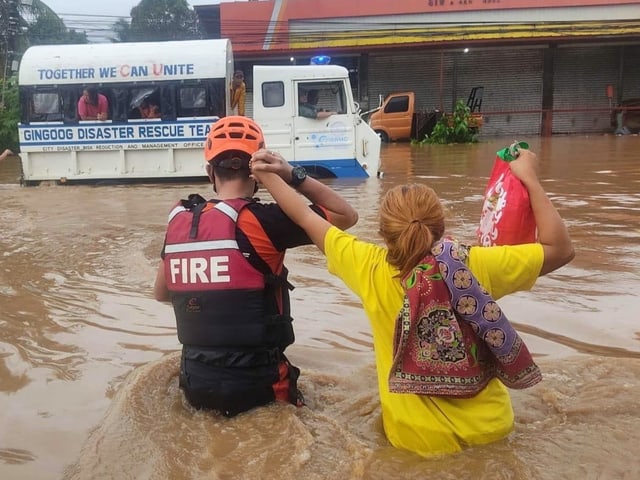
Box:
xmin=249 ymin=147 xmax=573 ymax=458
xmin=323 ymin=226 xmax=544 ymax=456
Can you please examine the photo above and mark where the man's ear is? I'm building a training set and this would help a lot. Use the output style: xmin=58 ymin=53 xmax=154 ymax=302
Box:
xmin=205 ymin=163 xmax=217 ymax=193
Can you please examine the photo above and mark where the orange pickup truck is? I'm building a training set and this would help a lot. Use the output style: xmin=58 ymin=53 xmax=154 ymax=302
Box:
xmin=368 ymin=91 xmax=483 ymax=142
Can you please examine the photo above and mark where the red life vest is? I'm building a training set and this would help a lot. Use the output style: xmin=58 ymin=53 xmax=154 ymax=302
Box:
xmin=163 ymin=196 xmax=294 ymax=351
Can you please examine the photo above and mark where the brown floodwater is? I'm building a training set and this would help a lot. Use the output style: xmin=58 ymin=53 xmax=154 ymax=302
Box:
xmin=1 ymin=135 xmax=639 ymax=480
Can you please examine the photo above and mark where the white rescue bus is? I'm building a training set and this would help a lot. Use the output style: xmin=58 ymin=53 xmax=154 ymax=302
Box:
xmin=17 ymin=39 xmax=380 ymax=185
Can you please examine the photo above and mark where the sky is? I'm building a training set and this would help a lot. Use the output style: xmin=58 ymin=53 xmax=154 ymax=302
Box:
xmin=40 ymin=0 xmax=248 ymax=42
xmin=42 ymin=0 xmax=243 ymax=19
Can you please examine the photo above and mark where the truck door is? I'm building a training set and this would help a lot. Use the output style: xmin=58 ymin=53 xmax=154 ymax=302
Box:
xmin=252 ymin=67 xmax=295 ymax=161
xmin=293 ymin=80 xmax=356 ymax=169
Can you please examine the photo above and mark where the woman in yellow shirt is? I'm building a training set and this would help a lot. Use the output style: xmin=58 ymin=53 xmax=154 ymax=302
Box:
xmin=250 ymin=148 xmax=574 ymax=457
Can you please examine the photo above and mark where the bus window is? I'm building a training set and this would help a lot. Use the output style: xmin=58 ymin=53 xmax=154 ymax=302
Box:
xmin=178 ymin=86 xmax=207 ymax=117
xmin=297 ymin=81 xmax=347 ymax=116
xmin=263 ymin=82 xmax=284 ymax=108
xmin=323 ymin=81 xmax=347 ymax=114
xmin=159 ymin=86 xmax=176 ymax=120
xmin=109 ymin=88 xmax=128 ymax=122
xmin=129 ymin=88 xmax=162 ymax=120
xmin=31 ymin=92 xmax=62 ymax=122
xmin=61 ymin=87 xmax=81 ymax=123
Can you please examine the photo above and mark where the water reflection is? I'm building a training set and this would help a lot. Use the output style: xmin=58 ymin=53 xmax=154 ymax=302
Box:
xmin=1 ymin=135 xmax=639 ymax=479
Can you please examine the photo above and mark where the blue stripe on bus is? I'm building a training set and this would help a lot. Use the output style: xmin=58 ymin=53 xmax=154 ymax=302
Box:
xmin=19 ymin=138 xmax=206 ymax=146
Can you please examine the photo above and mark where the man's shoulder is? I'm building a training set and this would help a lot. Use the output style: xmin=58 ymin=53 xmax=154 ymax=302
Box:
xmin=244 ymin=200 xmax=282 ymax=216
xmin=245 ymin=199 xmax=325 ymax=219
xmin=242 ymin=199 xmax=308 ymax=233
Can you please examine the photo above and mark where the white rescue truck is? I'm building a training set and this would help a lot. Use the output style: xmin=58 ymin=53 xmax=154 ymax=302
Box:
xmin=17 ymin=39 xmax=380 ymax=185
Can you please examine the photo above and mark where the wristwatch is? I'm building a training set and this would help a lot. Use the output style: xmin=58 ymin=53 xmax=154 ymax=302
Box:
xmin=289 ymin=166 xmax=307 ymax=187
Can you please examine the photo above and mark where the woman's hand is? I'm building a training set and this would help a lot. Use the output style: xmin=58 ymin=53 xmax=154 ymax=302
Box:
xmin=508 ymin=148 xmax=540 ymax=188
xmin=250 ymin=149 xmax=294 ymax=183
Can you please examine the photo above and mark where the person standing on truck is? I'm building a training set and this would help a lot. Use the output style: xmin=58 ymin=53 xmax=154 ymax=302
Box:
xmin=298 ymin=89 xmax=336 ymax=120
xmin=230 ymin=70 xmax=246 ymax=116
xmin=153 ymin=116 xmax=358 ymax=417
xmin=77 ymin=86 xmax=109 ymax=121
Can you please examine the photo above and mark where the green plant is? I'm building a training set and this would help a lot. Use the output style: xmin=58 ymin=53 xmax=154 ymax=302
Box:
xmin=420 ymin=100 xmax=479 ymax=145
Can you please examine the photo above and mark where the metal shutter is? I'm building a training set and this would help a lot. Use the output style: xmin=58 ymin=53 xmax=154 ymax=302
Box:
xmin=454 ymin=47 xmax=544 ymax=136
xmin=622 ymin=44 xmax=640 ymax=100
xmin=367 ymin=50 xmax=448 ymax=114
xmin=553 ymin=45 xmax=620 ymax=134
xmin=368 ymin=47 xmax=544 ymax=136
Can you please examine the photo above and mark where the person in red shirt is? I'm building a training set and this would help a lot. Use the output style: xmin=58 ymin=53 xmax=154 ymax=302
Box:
xmin=77 ymin=86 xmax=109 ymax=121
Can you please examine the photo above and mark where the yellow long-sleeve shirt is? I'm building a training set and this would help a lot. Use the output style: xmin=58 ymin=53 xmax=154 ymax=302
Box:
xmin=230 ymin=81 xmax=246 ymax=116
xmin=324 ymin=226 xmax=543 ymax=457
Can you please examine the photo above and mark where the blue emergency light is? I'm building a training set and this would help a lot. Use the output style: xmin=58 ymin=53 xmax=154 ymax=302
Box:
xmin=310 ymin=55 xmax=331 ymax=65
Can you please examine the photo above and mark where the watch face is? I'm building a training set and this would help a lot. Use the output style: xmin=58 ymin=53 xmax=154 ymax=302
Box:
xmin=291 ymin=166 xmax=307 ymax=186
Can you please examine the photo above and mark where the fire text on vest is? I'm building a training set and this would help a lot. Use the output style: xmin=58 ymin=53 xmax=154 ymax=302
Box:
xmin=169 ymin=256 xmax=230 ymax=284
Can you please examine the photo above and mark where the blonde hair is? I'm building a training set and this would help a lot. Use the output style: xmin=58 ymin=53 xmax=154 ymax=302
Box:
xmin=379 ymin=184 xmax=446 ymax=280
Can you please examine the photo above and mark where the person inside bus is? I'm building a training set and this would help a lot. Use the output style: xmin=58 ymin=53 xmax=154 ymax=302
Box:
xmin=298 ymin=89 xmax=336 ymax=120
xmin=77 ymin=86 xmax=109 ymax=121
xmin=130 ymin=90 xmax=162 ymax=120
xmin=153 ymin=116 xmax=358 ymax=418
xmin=138 ymin=97 xmax=162 ymax=119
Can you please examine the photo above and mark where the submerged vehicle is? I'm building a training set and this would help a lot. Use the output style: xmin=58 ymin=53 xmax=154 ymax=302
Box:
xmin=17 ymin=39 xmax=380 ymax=185
xmin=367 ymin=89 xmax=483 ymax=142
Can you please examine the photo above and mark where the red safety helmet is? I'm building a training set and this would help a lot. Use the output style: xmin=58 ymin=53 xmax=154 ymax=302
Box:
xmin=204 ymin=116 xmax=265 ymax=164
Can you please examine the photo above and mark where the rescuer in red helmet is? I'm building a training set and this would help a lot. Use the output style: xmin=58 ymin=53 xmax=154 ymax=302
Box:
xmin=153 ymin=116 xmax=358 ymax=417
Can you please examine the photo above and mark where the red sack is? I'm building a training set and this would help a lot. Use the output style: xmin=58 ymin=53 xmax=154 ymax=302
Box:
xmin=477 ymin=155 xmax=536 ymax=246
